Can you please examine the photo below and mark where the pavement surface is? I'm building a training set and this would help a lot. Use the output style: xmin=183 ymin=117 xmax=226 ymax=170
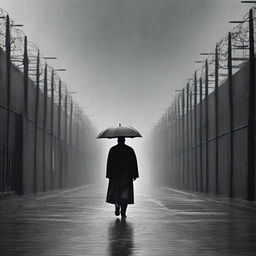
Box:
xmin=1 ymin=184 xmax=256 ymax=256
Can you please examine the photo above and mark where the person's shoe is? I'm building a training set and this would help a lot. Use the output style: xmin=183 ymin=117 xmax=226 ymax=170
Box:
xmin=121 ymin=212 xmax=127 ymax=218
xmin=115 ymin=205 xmax=120 ymax=216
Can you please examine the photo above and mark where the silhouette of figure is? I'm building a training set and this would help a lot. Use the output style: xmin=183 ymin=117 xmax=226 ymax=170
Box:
xmin=106 ymin=137 xmax=139 ymax=217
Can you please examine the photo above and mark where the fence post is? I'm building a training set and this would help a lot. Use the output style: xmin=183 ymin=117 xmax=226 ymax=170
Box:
xmin=186 ymin=83 xmax=190 ymax=189
xmin=50 ymin=70 xmax=54 ymax=190
xmin=215 ymin=44 xmax=219 ymax=195
xmin=23 ymin=36 xmax=28 ymax=117
xmin=33 ymin=51 xmax=40 ymax=194
xmin=170 ymin=106 xmax=174 ymax=185
xmin=58 ymin=80 xmax=62 ymax=188
xmin=166 ymin=110 xmax=170 ymax=185
xmin=76 ymin=106 xmax=80 ymax=185
xmin=58 ymin=81 xmax=61 ymax=140
xmin=70 ymin=99 xmax=73 ymax=146
xmin=76 ymin=105 xmax=80 ymax=150
xmin=182 ymin=90 xmax=185 ymax=189
xmin=174 ymin=106 xmax=177 ymax=186
xmin=64 ymin=90 xmax=68 ymax=188
xmin=69 ymin=100 xmax=73 ymax=187
xmin=43 ymin=64 xmax=47 ymax=192
xmin=177 ymin=98 xmax=181 ymax=188
xmin=189 ymin=85 xmax=193 ymax=190
xmin=228 ymin=32 xmax=234 ymax=198
xmin=194 ymin=72 xmax=198 ymax=191
xmin=205 ymin=60 xmax=209 ymax=193
xmin=247 ymin=8 xmax=255 ymax=201
xmin=5 ymin=15 xmax=11 ymax=195
xmin=199 ymin=77 xmax=203 ymax=192
xmin=174 ymin=100 xmax=178 ymax=187
xmin=64 ymin=91 xmax=68 ymax=143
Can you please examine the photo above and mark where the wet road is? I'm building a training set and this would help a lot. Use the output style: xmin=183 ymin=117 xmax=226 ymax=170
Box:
xmin=1 ymin=184 xmax=256 ymax=256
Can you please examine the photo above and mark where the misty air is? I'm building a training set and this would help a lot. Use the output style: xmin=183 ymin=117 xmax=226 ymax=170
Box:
xmin=0 ymin=1 xmax=256 ymax=256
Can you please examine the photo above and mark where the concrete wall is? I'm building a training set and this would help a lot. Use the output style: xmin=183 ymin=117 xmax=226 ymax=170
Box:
xmin=150 ymin=61 xmax=255 ymax=200
xmin=0 ymin=49 xmax=100 ymax=195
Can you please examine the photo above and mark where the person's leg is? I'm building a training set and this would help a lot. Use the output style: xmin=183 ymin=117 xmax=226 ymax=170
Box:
xmin=121 ymin=204 xmax=128 ymax=217
xmin=115 ymin=203 xmax=120 ymax=216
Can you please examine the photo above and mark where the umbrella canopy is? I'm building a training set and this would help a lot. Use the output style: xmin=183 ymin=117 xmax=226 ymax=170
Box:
xmin=97 ymin=124 xmax=142 ymax=139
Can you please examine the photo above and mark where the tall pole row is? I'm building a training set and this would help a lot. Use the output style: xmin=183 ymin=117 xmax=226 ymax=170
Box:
xmin=152 ymin=8 xmax=255 ymax=201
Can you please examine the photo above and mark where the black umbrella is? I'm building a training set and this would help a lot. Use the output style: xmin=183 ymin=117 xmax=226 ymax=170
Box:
xmin=97 ymin=123 xmax=142 ymax=139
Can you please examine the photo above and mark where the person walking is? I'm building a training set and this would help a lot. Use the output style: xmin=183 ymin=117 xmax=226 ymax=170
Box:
xmin=106 ymin=137 xmax=139 ymax=218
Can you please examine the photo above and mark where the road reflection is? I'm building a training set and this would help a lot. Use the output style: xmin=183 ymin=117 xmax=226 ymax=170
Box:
xmin=108 ymin=218 xmax=134 ymax=256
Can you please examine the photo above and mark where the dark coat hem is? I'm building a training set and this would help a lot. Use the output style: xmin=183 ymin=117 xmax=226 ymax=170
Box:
xmin=106 ymin=200 xmax=134 ymax=205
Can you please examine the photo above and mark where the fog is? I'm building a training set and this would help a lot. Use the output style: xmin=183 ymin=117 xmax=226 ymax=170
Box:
xmin=0 ymin=0 xmax=253 ymax=189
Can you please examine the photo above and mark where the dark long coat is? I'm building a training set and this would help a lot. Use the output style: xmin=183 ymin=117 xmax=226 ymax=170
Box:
xmin=106 ymin=144 xmax=139 ymax=205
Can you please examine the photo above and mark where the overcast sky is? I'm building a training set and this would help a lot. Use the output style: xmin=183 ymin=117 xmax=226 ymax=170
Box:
xmin=0 ymin=0 xmax=252 ymax=134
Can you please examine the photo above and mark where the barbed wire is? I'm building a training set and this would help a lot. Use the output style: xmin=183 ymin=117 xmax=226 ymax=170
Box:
xmin=0 ymin=8 xmax=90 ymax=126
xmin=155 ymin=7 xmax=256 ymax=128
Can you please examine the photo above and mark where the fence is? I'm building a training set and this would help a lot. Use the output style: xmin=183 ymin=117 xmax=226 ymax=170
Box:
xmin=0 ymin=9 xmax=100 ymax=196
xmin=150 ymin=7 xmax=256 ymax=201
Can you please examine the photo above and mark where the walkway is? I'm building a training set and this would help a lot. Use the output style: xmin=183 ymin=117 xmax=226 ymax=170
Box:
xmin=1 ymin=184 xmax=256 ymax=256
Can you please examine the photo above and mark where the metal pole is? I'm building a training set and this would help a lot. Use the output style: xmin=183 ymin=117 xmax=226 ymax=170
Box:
xmin=70 ymin=99 xmax=73 ymax=146
xmin=247 ymin=8 xmax=255 ymax=201
xmin=194 ymin=72 xmax=198 ymax=191
xmin=58 ymin=80 xmax=61 ymax=139
xmin=64 ymin=91 xmax=68 ymax=143
xmin=21 ymin=36 xmax=28 ymax=195
xmin=186 ymin=83 xmax=190 ymax=189
xmin=182 ymin=90 xmax=185 ymax=189
xmin=189 ymin=86 xmax=193 ymax=190
xmin=63 ymin=90 xmax=68 ymax=188
xmin=33 ymin=51 xmax=40 ymax=194
xmin=205 ymin=59 xmax=209 ymax=193
xmin=50 ymin=70 xmax=54 ymax=190
xmin=23 ymin=36 xmax=28 ymax=117
xmin=43 ymin=64 xmax=47 ymax=192
xmin=228 ymin=32 xmax=234 ymax=198
xmin=215 ymin=44 xmax=219 ymax=195
xmin=199 ymin=77 xmax=203 ymax=192
xmin=177 ymin=98 xmax=181 ymax=188
xmin=5 ymin=15 xmax=11 ymax=194
xmin=58 ymin=80 xmax=62 ymax=188
xmin=167 ymin=109 xmax=171 ymax=184
xmin=165 ymin=111 xmax=169 ymax=185
xmin=76 ymin=105 xmax=80 ymax=150
xmin=174 ymin=103 xmax=178 ymax=187
xmin=169 ymin=107 xmax=173 ymax=185
xmin=69 ymin=98 xmax=73 ymax=187
xmin=172 ymin=107 xmax=175 ymax=185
